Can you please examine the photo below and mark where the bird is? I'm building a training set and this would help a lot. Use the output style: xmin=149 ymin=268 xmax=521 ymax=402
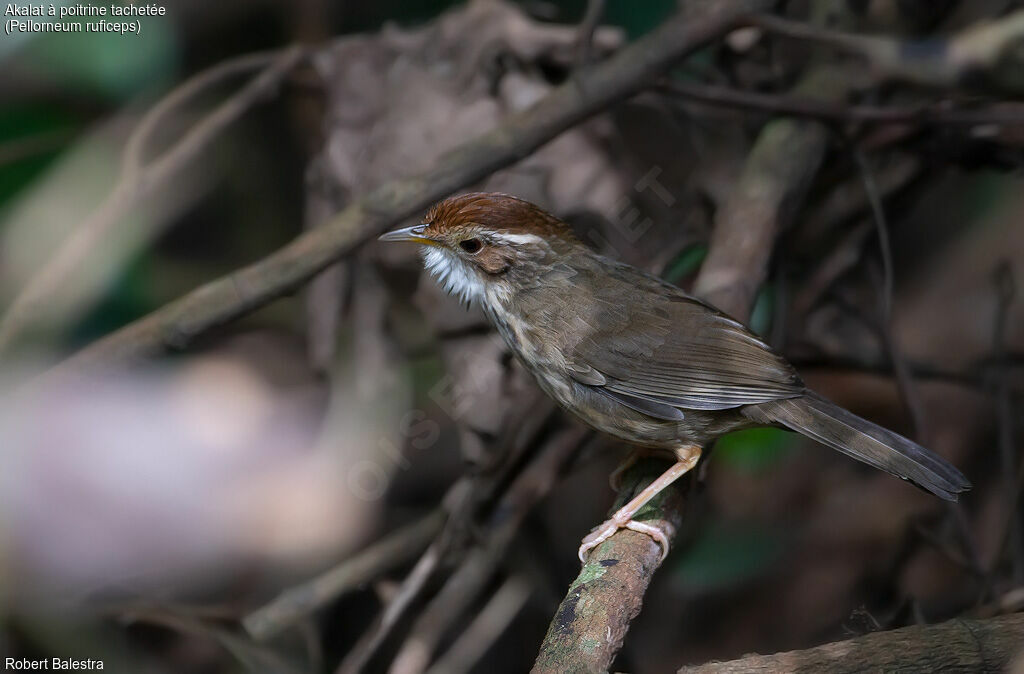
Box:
xmin=380 ymin=192 xmax=970 ymax=563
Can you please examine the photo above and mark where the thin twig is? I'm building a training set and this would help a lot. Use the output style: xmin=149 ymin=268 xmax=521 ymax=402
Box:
xmin=990 ymin=262 xmax=1023 ymax=585
xmin=659 ymin=80 xmax=1024 ymax=126
xmin=425 ymin=575 xmax=531 ymax=674
xmin=38 ymin=0 xmax=772 ymax=381
xmin=851 ymin=148 xmax=894 ymax=322
xmin=853 ymin=144 xmax=984 ymax=578
xmin=334 ymin=479 xmax=475 ymax=674
xmin=791 ymin=154 xmax=922 ymax=317
xmin=748 ymin=10 xmax=1024 ymax=94
xmin=851 ymin=145 xmax=927 ymax=438
xmin=0 ymin=46 xmax=308 ymax=358
xmin=791 ymin=356 xmax=999 ymax=392
xmin=338 ymin=397 xmax=558 ymax=672
xmin=388 ymin=426 xmax=590 ymax=674
xmin=574 ymin=0 xmax=606 ymax=68
xmin=336 ymin=537 xmax=447 ymax=674
xmin=243 ymin=509 xmax=446 ymax=641
xmin=123 ymin=49 xmax=287 ymax=174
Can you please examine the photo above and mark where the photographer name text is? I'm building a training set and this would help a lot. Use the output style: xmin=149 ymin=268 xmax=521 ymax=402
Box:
xmin=5 ymin=659 xmax=103 ymax=671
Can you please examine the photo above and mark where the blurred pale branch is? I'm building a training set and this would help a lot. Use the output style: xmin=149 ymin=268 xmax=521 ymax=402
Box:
xmin=243 ymin=509 xmax=445 ymax=641
xmin=424 ymin=574 xmax=531 ymax=674
xmin=384 ymin=425 xmax=589 ymax=674
xmin=573 ymin=0 xmax=606 ymax=68
xmin=0 ymin=45 xmax=307 ymax=357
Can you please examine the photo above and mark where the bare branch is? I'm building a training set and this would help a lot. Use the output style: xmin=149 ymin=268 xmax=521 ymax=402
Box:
xmin=0 ymin=46 xmax=308 ymax=358
xmin=533 ymin=458 xmax=691 ymax=674
xmin=122 ymin=49 xmax=290 ymax=175
xmin=659 ymin=80 xmax=1024 ymax=126
xmin=337 ymin=532 xmax=448 ymax=673
xmin=243 ymin=509 xmax=445 ymax=641
xmin=750 ymin=10 xmax=1024 ymax=94
xmin=425 ymin=575 xmax=531 ymax=674
xmin=676 ymin=613 xmax=1024 ymax=674
xmin=388 ymin=426 xmax=589 ymax=674
xmin=695 ymin=65 xmax=843 ymax=319
xmin=574 ymin=0 xmax=606 ymax=68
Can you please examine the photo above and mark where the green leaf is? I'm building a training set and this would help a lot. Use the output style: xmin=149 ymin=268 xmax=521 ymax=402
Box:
xmin=662 ymin=243 xmax=707 ymax=284
xmin=748 ymin=282 xmax=775 ymax=336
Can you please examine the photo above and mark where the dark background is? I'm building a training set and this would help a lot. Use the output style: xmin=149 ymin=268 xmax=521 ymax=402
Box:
xmin=1 ymin=1 xmax=1022 ymax=672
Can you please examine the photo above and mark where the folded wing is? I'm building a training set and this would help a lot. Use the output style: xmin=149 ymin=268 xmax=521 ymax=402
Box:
xmin=566 ymin=287 xmax=803 ymax=412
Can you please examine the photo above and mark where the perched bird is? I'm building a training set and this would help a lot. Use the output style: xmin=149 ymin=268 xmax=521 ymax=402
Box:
xmin=380 ymin=192 xmax=970 ymax=563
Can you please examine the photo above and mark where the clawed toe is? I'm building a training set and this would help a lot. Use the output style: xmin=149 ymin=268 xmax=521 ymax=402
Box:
xmin=623 ymin=520 xmax=673 ymax=563
xmin=578 ymin=520 xmax=619 ymax=563
xmin=577 ymin=517 xmax=675 ymax=564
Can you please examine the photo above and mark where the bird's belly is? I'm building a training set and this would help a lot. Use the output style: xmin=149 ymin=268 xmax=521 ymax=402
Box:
xmin=530 ymin=367 xmax=715 ymax=449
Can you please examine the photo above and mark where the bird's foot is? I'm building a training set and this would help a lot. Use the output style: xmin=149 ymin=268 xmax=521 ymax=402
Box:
xmin=577 ymin=514 xmax=674 ymax=564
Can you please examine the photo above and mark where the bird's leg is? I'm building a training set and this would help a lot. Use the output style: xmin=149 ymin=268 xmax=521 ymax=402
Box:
xmin=579 ymin=445 xmax=701 ymax=564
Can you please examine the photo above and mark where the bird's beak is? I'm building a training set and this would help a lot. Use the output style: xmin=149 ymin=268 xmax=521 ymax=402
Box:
xmin=378 ymin=224 xmax=439 ymax=246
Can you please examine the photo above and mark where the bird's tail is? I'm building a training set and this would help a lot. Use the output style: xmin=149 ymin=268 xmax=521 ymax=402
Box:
xmin=743 ymin=392 xmax=970 ymax=501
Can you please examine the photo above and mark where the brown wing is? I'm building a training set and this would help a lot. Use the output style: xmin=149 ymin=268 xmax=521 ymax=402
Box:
xmin=565 ymin=261 xmax=804 ymax=412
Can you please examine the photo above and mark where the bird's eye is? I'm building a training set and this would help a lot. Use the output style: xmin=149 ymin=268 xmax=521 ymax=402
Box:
xmin=459 ymin=238 xmax=483 ymax=254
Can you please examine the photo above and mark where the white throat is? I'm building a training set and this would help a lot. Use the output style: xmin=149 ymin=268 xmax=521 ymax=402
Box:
xmin=421 ymin=247 xmax=486 ymax=306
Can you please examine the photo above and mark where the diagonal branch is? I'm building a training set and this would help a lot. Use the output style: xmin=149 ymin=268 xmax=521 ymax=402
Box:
xmin=242 ymin=509 xmax=446 ymax=641
xmin=0 ymin=46 xmax=308 ymax=358
xmin=41 ymin=0 xmax=771 ymax=381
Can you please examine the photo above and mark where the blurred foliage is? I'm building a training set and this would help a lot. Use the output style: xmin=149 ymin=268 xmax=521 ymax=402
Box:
xmin=715 ymin=427 xmax=797 ymax=474
xmin=748 ymin=284 xmax=775 ymax=337
xmin=70 ymin=255 xmax=154 ymax=343
xmin=673 ymin=520 xmax=787 ymax=593
xmin=0 ymin=105 xmax=77 ymax=202
xmin=18 ymin=12 xmax=178 ymax=100
xmin=663 ymin=243 xmax=708 ymax=283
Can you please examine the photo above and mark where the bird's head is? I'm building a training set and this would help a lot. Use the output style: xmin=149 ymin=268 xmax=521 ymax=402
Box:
xmin=379 ymin=192 xmax=579 ymax=306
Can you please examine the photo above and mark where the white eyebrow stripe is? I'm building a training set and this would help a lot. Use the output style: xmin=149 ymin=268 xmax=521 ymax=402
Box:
xmin=490 ymin=232 xmax=544 ymax=245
